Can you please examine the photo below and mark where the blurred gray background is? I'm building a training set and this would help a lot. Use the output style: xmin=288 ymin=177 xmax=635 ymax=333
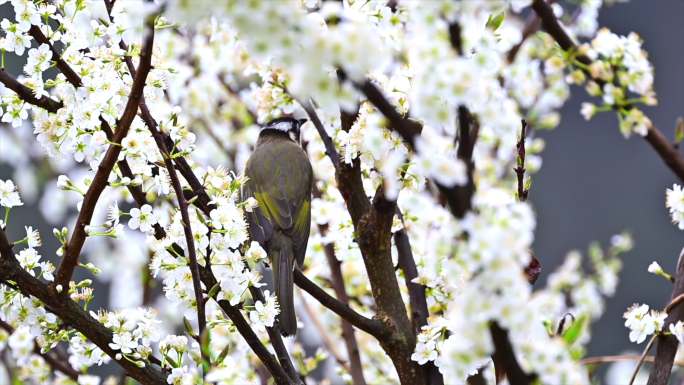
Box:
xmin=532 ymin=0 xmax=684 ymax=359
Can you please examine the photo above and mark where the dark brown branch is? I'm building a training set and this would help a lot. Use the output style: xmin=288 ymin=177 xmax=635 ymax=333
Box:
xmin=319 ymin=224 xmax=366 ymax=385
xmin=490 ymin=323 xmax=535 ymax=385
xmin=3 ymin=21 xmax=154 ymax=240
xmin=394 ymin=218 xmax=427 ymax=334
xmin=293 ymin=269 xmax=383 ymax=338
xmin=306 ymin=98 xmax=431 ymax=384
xmin=340 ymin=72 xmax=421 ymax=150
xmin=127 ymin=204 xmax=291 ymax=384
xmin=301 ymin=100 xmax=340 ymax=168
xmin=198 ymin=268 xmax=293 ymax=385
xmin=514 ymin=120 xmax=529 ymax=201
xmin=0 ymin=319 xmax=80 ymax=380
xmin=346 ymin=77 xmax=476 ymax=218
xmin=248 ymin=287 xmax=303 ymax=385
xmin=647 ymin=247 xmax=684 ymax=385
xmin=448 ymin=106 xmax=479 ymax=217
xmin=645 ymin=128 xmax=684 ymax=182
xmin=364 ymin=192 xmax=424 ymax=385
xmin=342 ymin=51 xmax=528 ymax=384
xmin=54 ymin=25 xmax=156 ymax=289
xmin=0 ymin=70 xmax=63 ymax=112
xmin=145 ymin=102 xmax=207 ymax=343
xmin=303 ymin=98 xmax=427 ymax=385
xmin=394 ymin=224 xmax=443 ymax=385
xmin=29 ymin=26 xmax=83 ymax=87
xmin=114 ymin=32 xmax=216 ymax=217
xmin=530 ymin=0 xmax=684 ymax=183
xmin=0 ymin=229 xmax=165 ymax=385
xmin=116 ymin=43 xmax=292 ymax=379
xmin=506 ymin=0 xmax=560 ymax=63
xmin=530 ymin=0 xmax=582 ymax=57
xmin=466 ymin=372 xmax=488 ymax=385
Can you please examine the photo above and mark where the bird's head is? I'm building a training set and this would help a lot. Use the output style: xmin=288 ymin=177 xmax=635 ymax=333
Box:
xmin=261 ymin=117 xmax=308 ymax=143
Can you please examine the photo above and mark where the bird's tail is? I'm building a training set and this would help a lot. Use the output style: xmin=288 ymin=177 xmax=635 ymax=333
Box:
xmin=273 ymin=237 xmax=296 ymax=336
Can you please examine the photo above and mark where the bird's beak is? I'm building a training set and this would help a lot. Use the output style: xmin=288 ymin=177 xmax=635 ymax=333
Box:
xmin=297 ymin=119 xmax=307 ymax=146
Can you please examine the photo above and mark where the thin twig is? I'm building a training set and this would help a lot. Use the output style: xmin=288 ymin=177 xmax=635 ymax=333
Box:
xmin=248 ymin=287 xmax=303 ymax=385
xmin=199 ymin=267 xmax=293 ymax=385
xmin=299 ymin=292 xmax=352 ymax=373
xmin=630 ymin=334 xmax=657 ymax=385
xmin=514 ymin=120 xmax=529 ymax=201
xmin=293 ymin=270 xmax=384 ymax=338
xmin=318 ymin=223 xmax=367 ymax=385
xmin=0 ymin=70 xmax=63 ymax=112
xmin=581 ymin=354 xmax=684 ymax=368
xmin=300 ymin=100 xmax=340 ymax=168
xmin=647 ymin=247 xmax=684 ymax=385
xmin=145 ymin=102 xmax=207 ymax=354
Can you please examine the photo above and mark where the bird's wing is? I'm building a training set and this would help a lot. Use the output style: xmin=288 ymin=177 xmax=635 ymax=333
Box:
xmin=244 ymin=140 xmax=312 ymax=266
xmin=241 ymin=176 xmax=273 ymax=246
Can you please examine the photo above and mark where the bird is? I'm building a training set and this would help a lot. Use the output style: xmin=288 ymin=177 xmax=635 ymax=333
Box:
xmin=241 ymin=116 xmax=313 ymax=336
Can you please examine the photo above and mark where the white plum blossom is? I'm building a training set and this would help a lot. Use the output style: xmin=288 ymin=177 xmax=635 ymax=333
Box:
xmin=128 ymin=204 xmax=158 ymax=234
xmin=666 ymin=184 xmax=684 ymax=229
xmin=624 ymin=304 xmax=667 ymax=344
xmin=0 ymin=179 xmax=23 ymax=208
xmin=669 ymin=321 xmax=684 ymax=344
xmin=109 ymin=331 xmax=138 ymax=355
xmin=249 ymin=290 xmax=280 ymax=328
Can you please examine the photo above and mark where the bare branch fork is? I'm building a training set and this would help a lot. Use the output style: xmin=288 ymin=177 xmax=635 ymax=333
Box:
xmin=332 ymin=19 xmax=535 ymax=384
xmin=300 ymin=100 xmax=428 ymax=384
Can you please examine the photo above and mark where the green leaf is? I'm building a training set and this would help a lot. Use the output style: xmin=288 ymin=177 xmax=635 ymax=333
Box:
xmin=563 ymin=314 xmax=588 ymax=345
xmin=207 ymin=282 xmax=221 ymax=299
xmin=675 ymin=117 xmax=684 ymax=145
xmin=183 ymin=317 xmax=196 ymax=338
xmin=78 ymin=262 xmax=102 ymax=275
xmin=486 ymin=11 xmax=505 ymax=31
xmin=524 ymin=177 xmax=532 ymax=192
xmin=216 ymin=342 xmax=232 ymax=365
xmin=200 ymin=328 xmax=211 ymax=359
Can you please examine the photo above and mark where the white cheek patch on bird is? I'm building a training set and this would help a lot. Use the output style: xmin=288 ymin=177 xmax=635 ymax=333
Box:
xmin=268 ymin=121 xmax=294 ymax=132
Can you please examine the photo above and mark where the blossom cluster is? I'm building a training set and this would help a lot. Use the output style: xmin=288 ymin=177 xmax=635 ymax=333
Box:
xmin=623 ymin=304 xmax=667 ymax=344
xmin=574 ymin=28 xmax=657 ymax=137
